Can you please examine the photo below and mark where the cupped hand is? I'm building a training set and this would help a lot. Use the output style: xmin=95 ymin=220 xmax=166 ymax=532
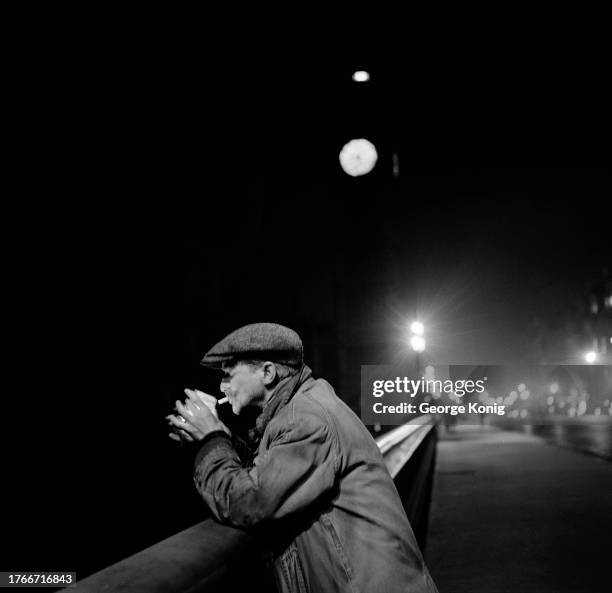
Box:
xmin=166 ymin=388 xmax=230 ymax=442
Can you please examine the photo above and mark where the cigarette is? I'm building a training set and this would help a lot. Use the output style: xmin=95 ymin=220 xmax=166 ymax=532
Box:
xmin=218 ymin=396 xmax=229 ymax=405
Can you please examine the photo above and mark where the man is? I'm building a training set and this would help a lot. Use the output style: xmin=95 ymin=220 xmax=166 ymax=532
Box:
xmin=167 ymin=322 xmax=438 ymax=593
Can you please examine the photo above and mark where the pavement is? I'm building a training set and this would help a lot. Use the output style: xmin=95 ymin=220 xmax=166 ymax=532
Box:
xmin=426 ymin=424 xmax=612 ymax=593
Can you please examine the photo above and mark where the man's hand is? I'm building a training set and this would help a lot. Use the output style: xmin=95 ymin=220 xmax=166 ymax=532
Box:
xmin=167 ymin=388 xmax=230 ymax=443
xmin=189 ymin=389 xmax=220 ymax=418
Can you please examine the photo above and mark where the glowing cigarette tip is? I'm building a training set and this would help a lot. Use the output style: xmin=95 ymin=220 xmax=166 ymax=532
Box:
xmin=218 ymin=396 xmax=229 ymax=405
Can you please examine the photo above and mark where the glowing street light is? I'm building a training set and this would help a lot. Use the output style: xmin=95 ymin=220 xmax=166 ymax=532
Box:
xmin=410 ymin=321 xmax=425 ymax=336
xmin=410 ymin=335 xmax=426 ymax=352
xmin=352 ymin=70 xmax=370 ymax=82
xmin=339 ymin=138 xmax=378 ymax=177
xmin=407 ymin=320 xmax=426 ymax=375
xmin=584 ymin=351 xmax=597 ymax=364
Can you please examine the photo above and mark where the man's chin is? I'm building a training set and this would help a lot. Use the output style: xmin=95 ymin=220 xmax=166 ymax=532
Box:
xmin=231 ymin=401 xmax=253 ymax=416
xmin=233 ymin=403 xmax=260 ymax=422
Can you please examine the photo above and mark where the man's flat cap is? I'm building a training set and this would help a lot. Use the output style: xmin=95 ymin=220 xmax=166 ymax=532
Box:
xmin=201 ymin=322 xmax=303 ymax=369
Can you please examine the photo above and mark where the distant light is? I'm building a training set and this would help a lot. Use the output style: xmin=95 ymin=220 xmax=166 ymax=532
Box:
xmin=339 ymin=138 xmax=378 ymax=177
xmin=352 ymin=70 xmax=370 ymax=82
xmin=594 ymin=408 xmax=601 ymax=416
xmin=520 ymin=390 xmax=530 ymax=400
xmin=520 ymin=409 xmax=528 ymax=419
xmin=577 ymin=401 xmax=587 ymax=416
xmin=392 ymin=152 xmax=399 ymax=177
xmin=549 ymin=382 xmax=559 ymax=394
xmin=605 ymin=295 xmax=612 ymax=309
xmin=517 ymin=383 xmax=526 ymax=392
xmin=584 ymin=351 xmax=597 ymax=364
xmin=547 ymin=396 xmax=554 ymax=406
xmin=410 ymin=321 xmax=425 ymax=336
xmin=409 ymin=335 xmax=426 ymax=352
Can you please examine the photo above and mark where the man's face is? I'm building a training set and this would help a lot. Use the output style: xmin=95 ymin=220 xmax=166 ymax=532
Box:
xmin=221 ymin=362 xmax=266 ymax=415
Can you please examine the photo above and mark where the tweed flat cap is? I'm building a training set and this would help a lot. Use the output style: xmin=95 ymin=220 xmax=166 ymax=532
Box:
xmin=200 ymin=323 xmax=304 ymax=369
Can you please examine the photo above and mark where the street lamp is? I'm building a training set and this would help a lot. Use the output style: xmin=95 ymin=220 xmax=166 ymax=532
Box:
xmin=352 ymin=70 xmax=370 ymax=82
xmin=408 ymin=321 xmax=426 ymax=352
xmin=339 ymin=138 xmax=378 ymax=177
xmin=410 ymin=321 xmax=424 ymax=336
xmin=408 ymin=322 xmax=426 ymax=378
xmin=410 ymin=335 xmax=426 ymax=352
xmin=584 ymin=351 xmax=597 ymax=364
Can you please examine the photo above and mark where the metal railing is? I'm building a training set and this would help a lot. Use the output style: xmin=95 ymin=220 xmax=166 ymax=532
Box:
xmin=67 ymin=415 xmax=437 ymax=593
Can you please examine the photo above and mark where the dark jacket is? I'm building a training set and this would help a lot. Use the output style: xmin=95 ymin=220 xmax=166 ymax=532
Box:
xmin=193 ymin=367 xmax=438 ymax=593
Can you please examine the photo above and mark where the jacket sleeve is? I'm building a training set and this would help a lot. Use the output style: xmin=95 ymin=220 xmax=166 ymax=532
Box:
xmin=192 ymin=412 xmax=340 ymax=529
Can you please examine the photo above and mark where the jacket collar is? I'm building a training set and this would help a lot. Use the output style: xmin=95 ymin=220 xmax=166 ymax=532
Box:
xmin=247 ymin=365 xmax=313 ymax=443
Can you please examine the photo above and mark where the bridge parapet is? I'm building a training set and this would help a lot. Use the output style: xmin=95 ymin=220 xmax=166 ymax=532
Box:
xmin=67 ymin=416 xmax=437 ymax=593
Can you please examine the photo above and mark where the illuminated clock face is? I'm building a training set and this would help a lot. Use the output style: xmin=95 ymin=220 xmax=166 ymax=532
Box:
xmin=339 ymin=138 xmax=378 ymax=177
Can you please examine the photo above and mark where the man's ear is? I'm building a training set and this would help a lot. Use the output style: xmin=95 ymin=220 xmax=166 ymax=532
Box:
xmin=261 ymin=361 xmax=278 ymax=386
